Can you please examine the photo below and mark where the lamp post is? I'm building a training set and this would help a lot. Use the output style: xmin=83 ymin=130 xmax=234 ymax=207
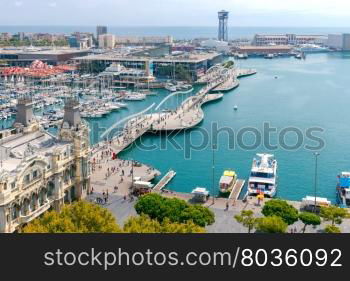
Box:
xmin=212 ymin=143 xmax=217 ymax=204
xmin=313 ymin=152 xmax=320 ymax=213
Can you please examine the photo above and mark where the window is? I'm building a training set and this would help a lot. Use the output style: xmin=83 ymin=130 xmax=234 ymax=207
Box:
xmin=24 ymin=174 xmax=30 ymax=184
xmin=11 ymin=182 xmax=15 ymax=189
xmin=33 ymin=170 xmax=38 ymax=179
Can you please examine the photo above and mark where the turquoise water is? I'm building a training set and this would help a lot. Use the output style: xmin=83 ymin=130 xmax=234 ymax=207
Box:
xmin=2 ymin=53 xmax=350 ymax=202
xmin=118 ymin=52 xmax=350 ymax=202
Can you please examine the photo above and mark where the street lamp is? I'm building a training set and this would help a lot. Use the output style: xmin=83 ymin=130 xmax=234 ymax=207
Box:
xmin=212 ymin=143 xmax=217 ymax=204
xmin=313 ymin=152 xmax=320 ymax=213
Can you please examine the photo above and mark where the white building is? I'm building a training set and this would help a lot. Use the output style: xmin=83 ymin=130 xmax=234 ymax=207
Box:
xmin=343 ymin=34 xmax=350 ymax=51
xmin=98 ymin=34 xmax=116 ymax=49
xmin=252 ymin=34 xmax=328 ymax=46
xmin=327 ymin=34 xmax=350 ymax=51
xmin=327 ymin=34 xmax=344 ymax=50
xmin=0 ymin=98 xmax=91 ymax=233
xmin=200 ymin=39 xmax=230 ymax=54
xmin=114 ymin=35 xmax=173 ymax=45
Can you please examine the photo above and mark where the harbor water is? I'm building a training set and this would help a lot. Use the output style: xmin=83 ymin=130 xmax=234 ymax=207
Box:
xmin=118 ymin=52 xmax=350 ymax=202
xmin=2 ymin=52 xmax=350 ymax=202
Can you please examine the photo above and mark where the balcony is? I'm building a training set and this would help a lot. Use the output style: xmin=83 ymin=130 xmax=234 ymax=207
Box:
xmin=19 ymin=201 xmax=51 ymax=225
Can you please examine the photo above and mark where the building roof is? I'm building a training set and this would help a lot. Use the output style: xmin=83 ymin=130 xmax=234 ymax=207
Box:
xmin=0 ymin=48 xmax=89 ymax=56
xmin=237 ymin=45 xmax=292 ymax=50
xmin=0 ymin=129 xmax=67 ymax=174
xmin=74 ymin=52 xmax=221 ymax=64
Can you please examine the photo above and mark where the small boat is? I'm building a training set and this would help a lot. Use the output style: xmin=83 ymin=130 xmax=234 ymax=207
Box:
xmin=264 ymin=54 xmax=274 ymax=59
xmin=236 ymin=53 xmax=248 ymax=59
xmin=124 ymin=93 xmax=146 ymax=101
xmin=219 ymin=170 xmax=237 ymax=194
xmin=233 ymin=105 xmax=238 ymax=111
xmin=165 ymin=83 xmax=177 ymax=92
xmin=336 ymin=172 xmax=350 ymax=207
xmin=248 ymin=153 xmax=278 ymax=198
xmin=295 ymin=53 xmax=302 ymax=59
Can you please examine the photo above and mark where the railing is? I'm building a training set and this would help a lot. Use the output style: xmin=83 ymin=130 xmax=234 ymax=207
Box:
xmin=19 ymin=201 xmax=51 ymax=224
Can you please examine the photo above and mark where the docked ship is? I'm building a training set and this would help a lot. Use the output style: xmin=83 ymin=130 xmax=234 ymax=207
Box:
xmin=248 ymin=154 xmax=278 ymax=197
xmin=336 ymin=172 xmax=350 ymax=207
xmin=219 ymin=170 xmax=237 ymax=194
xmin=295 ymin=44 xmax=330 ymax=53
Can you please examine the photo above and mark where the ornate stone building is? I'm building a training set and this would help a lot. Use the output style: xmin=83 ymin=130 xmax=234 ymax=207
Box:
xmin=0 ymin=98 xmax=91 ymax=233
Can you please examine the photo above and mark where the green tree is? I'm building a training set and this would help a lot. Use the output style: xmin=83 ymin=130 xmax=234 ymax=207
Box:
xmin=324 ymin=225 xmax=341 ymax=233
xmin=135 ymin=193 xmax=215 ymax=227
xmin=123 ymin=215 xmax=205 ymax=233
xmin=262 ymin=199 xmax=299 ymax=225
xmin=223 ymin=60 xmax=234 ymax=68
xmin=23 ymin=201 xmax=122 ymax=233
xmin=234 ymin=210 xmax=259 ymax=233
xmin=320 ymin=206 xmax=349 ymax=226
xmin=257 ymin=216 xmax=288 ymax=233
xmin=299 ymin=212 xmax=321 ymax=233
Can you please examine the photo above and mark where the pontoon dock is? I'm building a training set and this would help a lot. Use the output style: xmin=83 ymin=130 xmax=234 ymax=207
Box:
xmin=153 ymin=170 xmax=176 ymax=192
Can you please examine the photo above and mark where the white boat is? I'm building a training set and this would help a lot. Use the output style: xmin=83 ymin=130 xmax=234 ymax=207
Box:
xmin=234 ymin=105 xmax=238 ymax=111
xmin=296 ymin=44 xmax=330 ymax=53
xmin=114 ymin=102 xmax=128 ymax=108
xmin=124 ymin=93 xmax=146 ymax=101
xmin=165 ymin=83 xmax=177 ymax=92
xmin=236 ymin=53 xmax=248 ymax=59
xmin=264 ymin=54 xmax=274 ymax=59
xmin=248 ymin=153 xmax=278 ymax=198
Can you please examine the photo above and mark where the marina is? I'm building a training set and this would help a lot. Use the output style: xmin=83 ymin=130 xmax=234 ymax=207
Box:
xmin=2 ymin=52 xmax=350 ymax=204
xmin=1 ymin=25 xmax=350 ymax=234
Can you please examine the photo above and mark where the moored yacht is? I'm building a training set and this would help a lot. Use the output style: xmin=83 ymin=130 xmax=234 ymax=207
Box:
xmin=165 ymin=83 xmax=177 ymax=92
xmin=124 ymin=93 xmax=146 ymax=101
xmin=248 ymin=153 xmax=277 ymax=197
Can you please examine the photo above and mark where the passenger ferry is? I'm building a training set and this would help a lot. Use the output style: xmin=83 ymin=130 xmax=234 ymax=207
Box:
xmin=336 ymin=172 xmax=350 ymax=207
xmin=295 ymin=44 xmax=330 ymax=53
xmin=219 ymin=170 xmax=237 ymax=194
xmin=248 ymin=154 xmax=278 ymax=197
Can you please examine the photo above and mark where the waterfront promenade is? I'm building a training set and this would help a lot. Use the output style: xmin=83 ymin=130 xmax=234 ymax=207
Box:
xmin=90 ymin=144 xmax=161 ymax=199
xmin=86 ymin=191 xmax=350 ymax=233
xmin=105 ymin=67 xmax=248 ymax=157
xmin=88 ymin=66 xmax=257 ymax=206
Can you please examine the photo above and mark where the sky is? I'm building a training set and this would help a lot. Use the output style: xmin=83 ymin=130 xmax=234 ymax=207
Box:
xmin=1 ymin=0 xmax=350 ymax=26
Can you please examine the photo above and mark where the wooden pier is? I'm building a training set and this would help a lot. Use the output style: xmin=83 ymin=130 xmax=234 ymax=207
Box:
xmin=228 ymin=179 xmax=246 ymax=202
xmin=153 ymin=170 xmax=176 ymax=192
